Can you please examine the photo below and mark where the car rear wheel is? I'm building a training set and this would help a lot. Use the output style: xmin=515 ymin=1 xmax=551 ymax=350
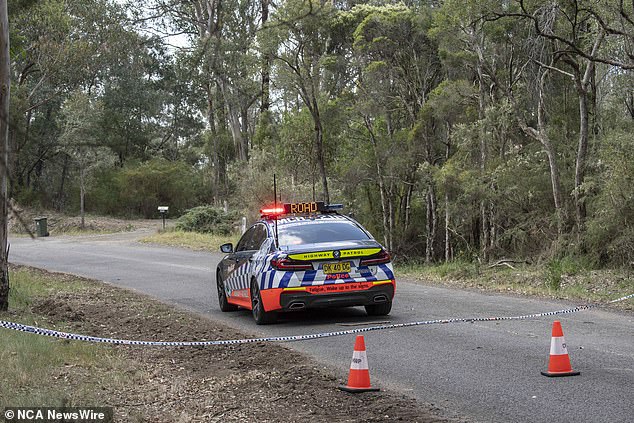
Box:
xmin=251 ymin=280 xmax=277 ymax=325
xmin=365 ymin=301 xmax=392 ymax=316
xmin=217 ymin=270 xmax=237 ymax=312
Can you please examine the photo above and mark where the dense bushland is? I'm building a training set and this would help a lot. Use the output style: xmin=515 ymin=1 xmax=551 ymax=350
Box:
xmin=8 ymin=0 xmax=634 ymax=266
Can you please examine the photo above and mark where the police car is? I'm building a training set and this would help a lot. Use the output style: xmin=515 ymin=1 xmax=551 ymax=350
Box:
xmin=216 ymin=201 xmax=396 ymax=324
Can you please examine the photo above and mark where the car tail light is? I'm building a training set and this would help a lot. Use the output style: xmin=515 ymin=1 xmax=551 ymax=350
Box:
xmin=359 ymin=250 xmax=391 ymax=266
xmin=270 ymin=258 xmax=313 ymax=271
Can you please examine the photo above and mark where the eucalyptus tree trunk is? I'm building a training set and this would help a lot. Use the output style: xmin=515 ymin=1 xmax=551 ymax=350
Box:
xmin=365 ymin=116 xmax=392 ymax=252
xmin=191 ymin=0 xmax=223 ymax=197
xmin=80 ymin=168 xmax=86 ymax=229
xmin=476 ymin=54 xmax=489 ymax=262
xmin=574 ymin=85 xmax=589 ymax=232
xmin=0 ymin=0 xmax=9 ymax=310
xmin=205 ymin=81 xmax=222 ymax=194
xmin=403 ymin=181 xmax=413 ymax=231
xmin=444 ymin=129 xmax=451 ymax=262
xmin=568 ymin=32 xmax=603 ymax=235
xmin=425 ymin=183 xmax=437 ymax=263
xmin=517 ymin=69 xmax=564 ymax=235
xmin=311 ymin=99 xmax=329 ymax=204
xmin=260 ymin=0 xmax=270 ymax=113
xmin=241 ymin=107 xmax=249 ymax=162
xmin=56 ymin=154 xmax=69 ymax=212
xmin=444 ymin=189 xmax=451 ymax=262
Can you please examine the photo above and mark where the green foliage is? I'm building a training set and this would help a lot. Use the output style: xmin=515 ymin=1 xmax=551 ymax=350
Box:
xmin=88 ymin=160 xmax=202 ymax=218
xmin=432 ymin=260 xmax=478 ymax=279
xmin=585 ymin=130 xmax=634 ymax=266
xmin=117 ymin=160 xmax=201 ymax=218
xmin=400 ymin=259 xmax=479 ymax=280
xmin=175 ymin=206 xmax=238 ymax=235
xmin=544 ymin=256 xmax=591 ymax=291
xmin=544 ymin=259 xmax=564 ymax=291
xmin=8 ymin=267 xmax=88 ymax=311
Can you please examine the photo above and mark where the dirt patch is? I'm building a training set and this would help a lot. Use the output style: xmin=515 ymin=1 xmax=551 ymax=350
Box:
xmin=24 ymin=271 xmax=454 ymax=422
xmin=34 ymin=298 xmax=85 ymax=322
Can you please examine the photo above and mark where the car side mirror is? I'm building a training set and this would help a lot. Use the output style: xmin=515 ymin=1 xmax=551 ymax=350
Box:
xmin=220 ymin=243 xmax=234 ymax=254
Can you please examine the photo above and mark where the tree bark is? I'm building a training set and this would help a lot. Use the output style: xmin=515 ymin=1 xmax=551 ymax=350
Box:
xmin=0 ymin=0 xmax=10 ymax=310
xmin=403 ymin=181 xmax=413 ymax=231
xmin=476 ymin=54 xmax=490 ymax=263
xmin=365 ymin=116 xmax=391 ymax=252
xmin=80 ymin=167 xmax=85 ymax=230
xmin=241 ymin=106 xmax=249 ymax=162
xmin=312 ymin=99 xmax=329 ymax=204
xmin=559 ymin=30 xmax=603 ymax=235
xmin=444 ymin=189 xmax=451 ymax=262
xmin=444 ymin=135 xmax=451 ymax=262
xmin=56 ymin=153 xmax=70 ymax=212
xmin=260 ymin=0 xmax=270 ymax=113
xmin=516 ymin=69 xmax=565 ymax=235
xmin=574 ymin=87 xmax=589 ymax=233
xmin=425 ymin=183 xmax=437 ymax=263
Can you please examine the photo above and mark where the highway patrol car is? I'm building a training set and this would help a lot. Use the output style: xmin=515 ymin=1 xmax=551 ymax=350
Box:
xmin=216 ymin=202 xmax=396 ymax=324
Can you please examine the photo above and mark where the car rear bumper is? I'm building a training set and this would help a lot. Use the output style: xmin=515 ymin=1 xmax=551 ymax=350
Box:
xmin=279 ymin=281 xmax=394 ymax=311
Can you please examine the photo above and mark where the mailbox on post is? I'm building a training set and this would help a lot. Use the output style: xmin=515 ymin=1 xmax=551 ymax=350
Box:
xmin=158 ymin=206 xmax=169 ymax=230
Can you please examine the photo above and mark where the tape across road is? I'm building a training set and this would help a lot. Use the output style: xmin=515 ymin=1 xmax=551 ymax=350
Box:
xmin=0 ymin=293 xmax=632 ymax=347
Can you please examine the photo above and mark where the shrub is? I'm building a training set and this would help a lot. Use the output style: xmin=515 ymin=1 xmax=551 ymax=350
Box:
xmin=89 ymin=159 xmax=203 ymax=218
xmin=175 ymin=206 xmax=238 ymax=235
xmin=585 ymin=130 xmax=634 ymax=266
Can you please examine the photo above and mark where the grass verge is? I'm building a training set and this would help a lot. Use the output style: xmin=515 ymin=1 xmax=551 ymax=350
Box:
xmin=140 ymin=229 xmax=240 ymax=252
xmin=0 ymin=267 xmax=137 ymax=409
xmin=395 ymin=259 xmax=634 ymax=309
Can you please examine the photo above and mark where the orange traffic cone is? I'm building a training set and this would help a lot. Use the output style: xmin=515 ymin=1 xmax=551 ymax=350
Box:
xmin=339 ymin=335 xmax=380 ymax=393
xmin=541 ymin=321 xmax=581 ymax=377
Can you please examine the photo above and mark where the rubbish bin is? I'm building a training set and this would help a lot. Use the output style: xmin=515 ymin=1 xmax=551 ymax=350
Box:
xmin=34 ymin=217 xmax=49 ymax=237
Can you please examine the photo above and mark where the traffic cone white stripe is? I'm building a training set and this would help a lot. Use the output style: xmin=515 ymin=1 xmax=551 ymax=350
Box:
xmin=350 ymin=350 xmax=369 ymax=370
xmin=549 ymin=336 xmax=568 ymax=356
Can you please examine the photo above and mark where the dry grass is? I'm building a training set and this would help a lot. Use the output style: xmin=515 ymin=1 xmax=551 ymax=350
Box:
xmin=396 ymin=260 xmax=634 ymax=309
xmin=139 ymin=229 xmax=240 ymax=252
xmin=0 ymin=267 xmax=134 ymax=409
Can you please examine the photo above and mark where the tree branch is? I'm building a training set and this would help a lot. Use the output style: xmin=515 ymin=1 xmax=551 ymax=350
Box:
xmin=533 ymin=59 xmax=574 ymax=78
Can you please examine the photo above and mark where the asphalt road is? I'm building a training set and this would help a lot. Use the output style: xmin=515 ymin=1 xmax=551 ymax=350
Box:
xmin=8 ymin=232 xmax=634 ymax=423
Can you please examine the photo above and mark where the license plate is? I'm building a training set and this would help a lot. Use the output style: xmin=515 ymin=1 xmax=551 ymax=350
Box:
xmin=322 ymin=262 xmax=351 ymax=274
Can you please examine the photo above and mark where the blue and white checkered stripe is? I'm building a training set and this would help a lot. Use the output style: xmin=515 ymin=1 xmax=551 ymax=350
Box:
xmin=1 ymin=293 xmax=632 ymax=346
xmin=226 ymin=261 xmax=253 ymax=296
xmin=259 ymin=260 xmax=395 ymax=290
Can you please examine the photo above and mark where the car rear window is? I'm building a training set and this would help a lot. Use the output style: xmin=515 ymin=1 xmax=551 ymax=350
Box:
xmin=278 ymin=221 xmax=370 ymax=246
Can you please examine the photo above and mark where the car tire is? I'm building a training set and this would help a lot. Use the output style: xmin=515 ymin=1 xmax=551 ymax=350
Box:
xmin=365 ymin=301 xmax=392 ymax=316
xmin=217 ymin=270 xmax=238 ymax=312
xmin=251 ymin=280 xmax=277 ymax=325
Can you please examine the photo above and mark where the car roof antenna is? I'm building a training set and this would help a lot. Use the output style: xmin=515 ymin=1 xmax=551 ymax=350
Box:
xmin=274 ymin=174 xmax=279 ymax=249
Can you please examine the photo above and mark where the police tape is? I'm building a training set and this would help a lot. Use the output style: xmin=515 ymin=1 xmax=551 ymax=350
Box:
xmin=0 ymin=293 xmax=632 ymax=347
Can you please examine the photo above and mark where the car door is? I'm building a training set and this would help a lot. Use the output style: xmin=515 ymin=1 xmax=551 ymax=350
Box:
xmin=225 ymin=224 xmax=269 ymax=296
xmin=223 ymin=226 xmax=257 ymax=297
